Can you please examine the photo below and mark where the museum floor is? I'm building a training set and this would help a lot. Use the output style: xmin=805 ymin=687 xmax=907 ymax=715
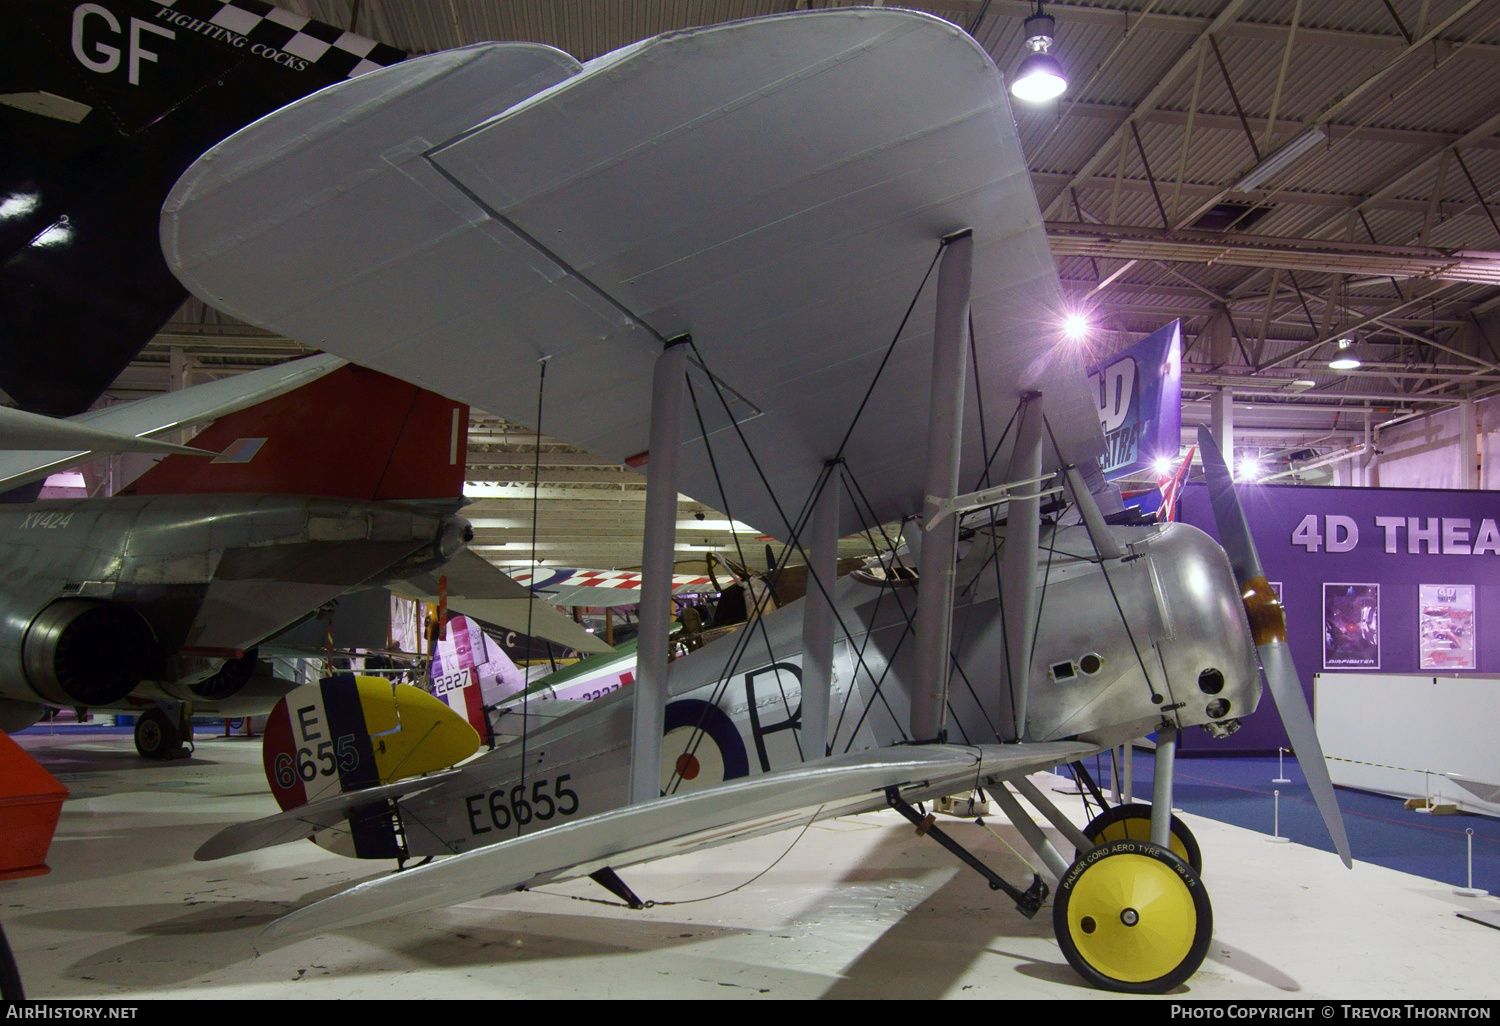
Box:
xmin=4 ymin=731 xmax=1498 ymax=1000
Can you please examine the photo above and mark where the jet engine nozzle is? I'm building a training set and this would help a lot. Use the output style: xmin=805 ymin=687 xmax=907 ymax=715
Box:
xmin=22 ymin=600 xmax=158 ymax=707
xmin=438 ymin=516 xmax=473 ymax=561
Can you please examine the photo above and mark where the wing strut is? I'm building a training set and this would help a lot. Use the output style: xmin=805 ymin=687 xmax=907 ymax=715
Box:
xmin=999 ymin=392 xmax=1045 ymax=741
xmin=798 ymin=462 xmax=841 ymax=760
xmin=629 ymin=337 xmax=691 ymax=805
xmin=911 ymin=229 xmax=973 ymax=743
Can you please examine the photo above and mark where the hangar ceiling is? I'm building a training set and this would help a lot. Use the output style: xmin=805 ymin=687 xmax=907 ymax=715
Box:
xmin=110 ymin=0 xmax=1500 ymax=570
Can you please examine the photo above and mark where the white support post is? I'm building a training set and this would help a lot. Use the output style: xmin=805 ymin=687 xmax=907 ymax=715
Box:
xmin=911 ymin=230 xmax=973 ymax=744
xmin=1361 ymin=411 xmax=1373 ymax=488
xmin=1462 ymin=399 xmax=1478 ymax=490
xmin=799 ymin=465 xmax=840 ymax=760
xmin=1210 ymin=387 xmax=1234 ymax=472
xmin=999 ymin=394 xmax=1043 ymax=742
xmin=628 ymin=338 xmax=689 ymax=806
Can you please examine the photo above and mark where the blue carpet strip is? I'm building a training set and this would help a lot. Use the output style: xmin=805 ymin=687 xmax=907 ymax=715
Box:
xmin=1068 ymin=753 xmax=1500 ymax=896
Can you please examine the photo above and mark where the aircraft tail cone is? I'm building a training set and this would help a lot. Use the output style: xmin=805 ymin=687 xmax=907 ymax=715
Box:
xmin=1196 ymin=425 xmax=1353 ymax=868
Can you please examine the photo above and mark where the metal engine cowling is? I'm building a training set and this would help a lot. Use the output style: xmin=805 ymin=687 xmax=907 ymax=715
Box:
xmin=22 ymin=600 xmax=157 ymax=707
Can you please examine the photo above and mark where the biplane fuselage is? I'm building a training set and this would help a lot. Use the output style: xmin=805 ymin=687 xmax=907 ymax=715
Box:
xmin=352 ymin=519 xmax=1259 ymax=858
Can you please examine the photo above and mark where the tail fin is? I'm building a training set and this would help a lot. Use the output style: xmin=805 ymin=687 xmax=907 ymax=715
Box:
xmin=0 ymin=2 xmax=406 ymax=416
xmin=262 ymin=674 xmax=478 ymax=858
xmin=123 ymin=364 xmax=468 ymax=500
xmin=431 ymin=614 xmax=525 ymax=735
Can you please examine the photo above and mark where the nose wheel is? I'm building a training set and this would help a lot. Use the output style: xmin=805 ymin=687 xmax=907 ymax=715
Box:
xmin=1078 ymin=803 xmax=1202 ymax=873
xmin=1053 ymin=839 xmax=1212 ymax=993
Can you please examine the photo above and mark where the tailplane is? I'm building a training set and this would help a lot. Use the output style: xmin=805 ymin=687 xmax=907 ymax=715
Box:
xmin=261 ymin=674 xmax=479 ymax=858
xmin=123 ymin=364 xmax=468 ymax=500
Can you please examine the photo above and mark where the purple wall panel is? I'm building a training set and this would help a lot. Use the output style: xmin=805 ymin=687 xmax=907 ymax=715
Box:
xmin=1174 ymin=481 xmax=1500 ymax=752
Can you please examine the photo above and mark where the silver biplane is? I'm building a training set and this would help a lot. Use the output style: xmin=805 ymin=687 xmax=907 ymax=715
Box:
xmin=166 ymin=9 xmax=1350 ymax=992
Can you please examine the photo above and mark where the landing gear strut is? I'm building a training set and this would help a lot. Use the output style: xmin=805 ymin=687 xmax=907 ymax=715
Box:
xmin=885 ymin=788 xmax=1047 ymax=917
xmin=1050 ymin=726 xmax=1213 ymax=993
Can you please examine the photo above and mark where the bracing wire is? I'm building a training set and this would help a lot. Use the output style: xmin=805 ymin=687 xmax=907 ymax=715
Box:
xmin=528 ymin=806 xmax=824 ymax=909
xmin=664 ymin=373 xmax=798 ymax=792
xmin=1039 ymin=414 xmax=1162 ymax=706
xmin=518 ymin=356 xmax=549 ymax=834
xmin=660 ymin=241 xmax=949 ymax=769
xmin=831 ymin=241 xmax=946 ymax=461
xmin=687 ymin=343 xmax=925 ymax=753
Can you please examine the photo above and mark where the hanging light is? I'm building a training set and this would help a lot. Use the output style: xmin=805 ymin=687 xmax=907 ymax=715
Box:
xmin=1328 ymin=337 xmax=1361 ymax=371
xmin=1011 ymin=5 xmax=1067 ymax=103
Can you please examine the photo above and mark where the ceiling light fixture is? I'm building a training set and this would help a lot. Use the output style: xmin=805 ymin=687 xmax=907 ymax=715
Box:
xmin=0 ymin=191 xmax=39 ymax=221
xmin=1011 ymin=4 xmax=1067 ymax=103
xmin=1328 ymin=337 xmax=1361 ymax=371
xmin=1231 ymin=127 xmax=1326 ymax=193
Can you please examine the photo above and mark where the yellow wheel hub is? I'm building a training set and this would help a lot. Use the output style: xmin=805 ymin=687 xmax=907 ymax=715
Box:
xmin=1065 ymin=852 xmax=1197 ymax=984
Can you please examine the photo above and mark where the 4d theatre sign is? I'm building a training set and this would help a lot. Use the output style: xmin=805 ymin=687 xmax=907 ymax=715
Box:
xmin=1282 ymin=509 xmax=1497 ymax=671
xmin=1290 ymin=514 xmax=1500 ymax=555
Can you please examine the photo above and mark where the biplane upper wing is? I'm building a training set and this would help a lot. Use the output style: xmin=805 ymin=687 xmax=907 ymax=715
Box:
xmin=391 ymin=550 xmax=613 ymax=654
xmin=163 ymin=10 xmax=1107 ymax=541
xmin=267 ymin=741 xmax=1095 ymax=937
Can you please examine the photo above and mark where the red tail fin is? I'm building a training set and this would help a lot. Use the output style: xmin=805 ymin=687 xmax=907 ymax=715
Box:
xmin=124 ymin=365 xmax=468 ymax=501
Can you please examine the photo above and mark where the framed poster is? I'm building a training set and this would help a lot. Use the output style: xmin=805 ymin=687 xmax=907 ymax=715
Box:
xmin=1323 ymin=583 xmax=1380 ymax=669
xmin=1419 ymin=584 xmax=1476 ymax=671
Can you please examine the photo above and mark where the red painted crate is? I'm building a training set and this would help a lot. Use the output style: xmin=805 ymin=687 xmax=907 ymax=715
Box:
xmin=0 ymin=732 xmax=68 ymax=881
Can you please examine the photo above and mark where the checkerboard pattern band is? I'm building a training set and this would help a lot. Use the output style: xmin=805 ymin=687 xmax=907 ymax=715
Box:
xmin=510 ymin=570 xmax=714 ymax=591
xmin=154 ymin=0 xmax=406 ymax=78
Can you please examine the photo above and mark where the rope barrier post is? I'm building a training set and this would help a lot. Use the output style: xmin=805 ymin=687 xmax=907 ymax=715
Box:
xmin=911 ymin=228 xmax=973 ymax=744
xmin=1456 ymin=828 xmax=1486 ymax=896
xmin=799 ymin=463 xmax=840 ymax=760
xmin=1267 ymin=787 xmax=1291 ymax=843
xmin=629 ymin=336 xmax=691 ymax=806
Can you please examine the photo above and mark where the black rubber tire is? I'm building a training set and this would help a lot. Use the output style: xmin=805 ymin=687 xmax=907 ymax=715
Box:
xmin=1054 ymin=839 xmax=1214 ymax=994
xmin=1077 ymin=803 xmax=1203 ymax=874
xmin=0 ymin=920 xmax=23 ymax=1001
xmin=134 ymin=708 xmax=182 ymax=761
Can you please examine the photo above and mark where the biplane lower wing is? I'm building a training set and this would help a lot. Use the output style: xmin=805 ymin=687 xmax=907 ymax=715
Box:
xmin=267 ymin=741 xmax=1095 ymax=938
xmin=195 ymin=770 xmax=463 ymax=862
